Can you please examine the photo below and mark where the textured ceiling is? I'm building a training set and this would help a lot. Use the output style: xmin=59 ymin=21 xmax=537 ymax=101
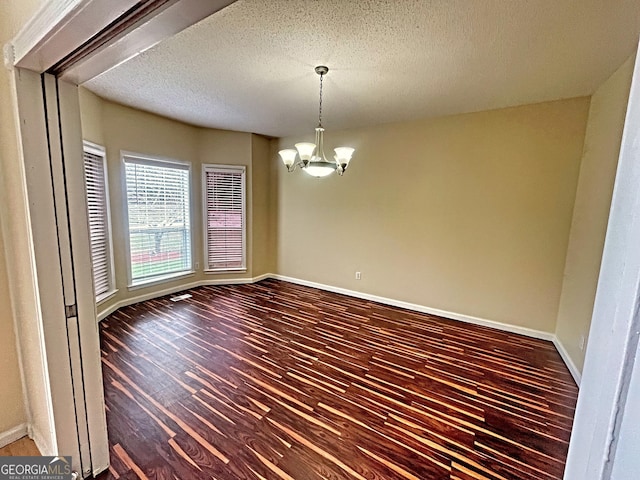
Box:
xmin=84 ymin=0 xmax=640 ymax=137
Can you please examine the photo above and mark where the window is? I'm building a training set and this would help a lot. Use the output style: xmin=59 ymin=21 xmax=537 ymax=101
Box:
xmin=203 ymin=164 xmax=246 ymax=272
xmin=123 ymin=154 xmax=192 ymax=286
xmin=83 ymin=141 xmax=115 ymax=301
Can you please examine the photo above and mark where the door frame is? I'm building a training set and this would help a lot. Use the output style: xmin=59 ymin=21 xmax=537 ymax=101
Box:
xmin=6 ymin=1 xmax=640 ymax=478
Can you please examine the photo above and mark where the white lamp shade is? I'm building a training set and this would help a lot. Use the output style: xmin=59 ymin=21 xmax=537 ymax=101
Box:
xmin=334 ymin=147 xmax=355 ymax=165
xmin=295 ymin=142 xmax=316 ymax=161
xmin=278 ymin=149 xmax=297 ymax=167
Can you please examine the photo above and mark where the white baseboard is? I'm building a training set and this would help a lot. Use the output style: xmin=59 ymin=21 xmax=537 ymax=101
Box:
xmin=97 ymin=273 xmax=271 ymax=321
xmin=28 ymin=424 xmax=53 ymax=456
xmin=0 ymin=423 xmax=27 ymax=449
xmin=98 ymin=279 xmax=202 ymax=320
xmin=552 ymin=336 xmax=582 ymax=386
xmin=97 ymin=272 xmax=581 ymax=385
xmin=270 ymin=274 xmax=555 ymax=341
xmin=273 ymin=275 xmax=584 ymax=386
xmin=202 ymin=273 xmax=271 ymax=286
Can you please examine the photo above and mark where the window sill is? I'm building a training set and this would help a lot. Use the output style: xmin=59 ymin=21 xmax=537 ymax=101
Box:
xmin=204 ymin=268 xmax=247 ymax=274
xmin=96 ymin=289 xmax=118 ymax=305
xmin=128 ymin=270 xmax=195 ymax=291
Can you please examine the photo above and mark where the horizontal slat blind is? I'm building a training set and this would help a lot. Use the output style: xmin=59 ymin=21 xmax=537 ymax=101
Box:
xmin=124 ymin=157 xmax=191 ymax=283
xmin=83 ymin=146 xmax=112 ymax=298
xmin=204 ymin=166 xmax=245 ymax=270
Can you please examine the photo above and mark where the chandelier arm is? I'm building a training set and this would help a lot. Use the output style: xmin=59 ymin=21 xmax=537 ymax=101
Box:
xmin=284 ymin=159 xmax=305 ymax=173
xmin=294 ymin=159 xmax=310 ymax=172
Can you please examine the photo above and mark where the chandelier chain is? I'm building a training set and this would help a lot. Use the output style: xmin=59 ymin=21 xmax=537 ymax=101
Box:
xmin=318 ymin=72 xmax=323 ymax=128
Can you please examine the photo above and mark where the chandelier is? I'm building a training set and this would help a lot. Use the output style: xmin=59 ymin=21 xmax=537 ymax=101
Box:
xmin=278 ymin=66 xmax=355 ymax=178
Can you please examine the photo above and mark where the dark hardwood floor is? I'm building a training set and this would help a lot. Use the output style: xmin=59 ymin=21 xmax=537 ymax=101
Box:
xmin=97 ymin=279 xmax=577 ymax=480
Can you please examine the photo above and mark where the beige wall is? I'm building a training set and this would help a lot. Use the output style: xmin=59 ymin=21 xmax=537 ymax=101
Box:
xmin=251 ymin=134 xmax=273 ymax=276
xmin=0 ymin=232 xmax=26 ymax=434
xmin=79 ymin=90 xmax=273 ymax=313
xmin=0 ymin=0 xmax=49 ymax=439
xmin=555 ymin=55 xmax=636 ymax=373
xmin=275 ymin=98 xmax=590 ymax=333
xmin=78 ymin=87 xmax=104 ymax=145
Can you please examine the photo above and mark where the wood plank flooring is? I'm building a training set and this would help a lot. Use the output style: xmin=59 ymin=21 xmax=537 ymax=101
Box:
xmin=97 ymin=279 xmax=578 ymax=480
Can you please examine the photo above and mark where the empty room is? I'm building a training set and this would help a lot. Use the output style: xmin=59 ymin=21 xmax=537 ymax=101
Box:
xmin=2 ymin=1 xmax=640 ymax=479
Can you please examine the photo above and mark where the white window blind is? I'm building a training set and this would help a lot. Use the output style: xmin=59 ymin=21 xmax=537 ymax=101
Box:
xmin=203 ymin=165 xmax=246 ymax=271
xmin=124 ymin=155 xmax=192 ymax=284
xmin=83 ymin=143 xmax=114 ymax=300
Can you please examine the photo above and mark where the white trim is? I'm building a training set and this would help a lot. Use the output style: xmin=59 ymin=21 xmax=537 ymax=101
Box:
xmin=29 ymin=425 xmax=52 ymax=456
xmin=271 ymin=274 xmax=555 ymax=341
xmin=121 ymin=151 xmax=194 ymax=287
xmin=121 ymin=150 xmax=191 ymax=169
xmin=97 ymin=273 xmax=270 ymax=321
xmin=96 ymin=288 xmax=118 ymax=305
xmin=205 ymin=268 xmax=248 ymax=274
xmin=203 ymin=273 xmax=270 ymax=286
xmin=99 ymin=280 xmax=202 ymax=321
xmin=97 ymin=301 xmax=125 ymax=322
xmin=11 ymin=323 xmax=31 ymax=443
xmin=0 ymin=423 xmax=28 ymax=449
xmin=11 ymin=0 xmax=140 ymax=72
xmin=128 ymin=271 xmax=195 ymax=291
xmin=4 ymin=43 xmax=16 ymax=70
xmin=82 ymin=140 xmax=105 ymax=156
xmin=553 ymin=336 xmax=582 ymax=386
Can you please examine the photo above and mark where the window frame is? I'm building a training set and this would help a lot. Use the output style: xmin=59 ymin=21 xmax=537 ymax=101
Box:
xmin=202 ymin=163 xmax=247 ymax=274
xmin=83 ymin=141 xmax=117 ymax=304
xmin=121 ymin=151 xmax=194 ymax=289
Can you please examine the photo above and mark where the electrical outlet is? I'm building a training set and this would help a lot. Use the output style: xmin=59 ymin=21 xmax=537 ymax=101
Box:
xmin=579 ymin=335 xmax=586 ymax=351
xmin=355 ymin=271 xmax=362 ymax=280
xmin=195 ymin=262 xmax=199 ymax=269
